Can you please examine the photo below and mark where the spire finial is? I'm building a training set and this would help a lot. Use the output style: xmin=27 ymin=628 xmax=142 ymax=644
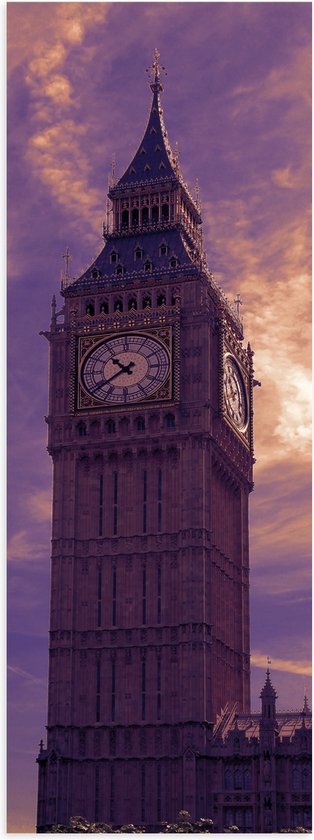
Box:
xmin=111 ymin=154 xmax=116 ymax=188
xmin=146 ymin=48 xmax=167 ymax=93
xmin=234 ymin=292 xmax=242 ymax=318
xmin=153 ymin=47 xmax=161 ymax=79
xmin=62 ymin=246 xmax=71 ymax=282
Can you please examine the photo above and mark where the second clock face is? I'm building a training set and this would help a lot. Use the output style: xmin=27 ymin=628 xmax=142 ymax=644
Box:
xmin=223 ymin=355 xmax=248 ymax=431
xmin=80 ymin=332 xmax=171 ymax=405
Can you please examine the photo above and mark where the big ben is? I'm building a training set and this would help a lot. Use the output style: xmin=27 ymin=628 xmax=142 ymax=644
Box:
xmin=36 ymin=52 xmax=254 ymax=831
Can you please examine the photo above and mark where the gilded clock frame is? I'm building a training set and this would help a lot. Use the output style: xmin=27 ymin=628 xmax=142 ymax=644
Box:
xmin=218 ymin=317 xmax=253 ymax=449
xmin=223 ymin=351 xmax=249 ymax=434
xmin=74 ymin=324 xmax=178 ymax=412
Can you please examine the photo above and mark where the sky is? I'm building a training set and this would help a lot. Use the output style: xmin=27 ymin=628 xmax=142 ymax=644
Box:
xmin=7 ymin=1 xmax=311 ymax=833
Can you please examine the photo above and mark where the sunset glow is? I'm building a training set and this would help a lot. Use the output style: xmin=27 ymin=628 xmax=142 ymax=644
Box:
xmin=8 ymin=2 xmax=311 ymax=832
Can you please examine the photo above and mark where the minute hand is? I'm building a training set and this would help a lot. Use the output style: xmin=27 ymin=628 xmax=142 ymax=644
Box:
xmin=91 ymin=368 xmax=127 ymax=393
xmin=91 ymin=365 xmax=134 ymax=393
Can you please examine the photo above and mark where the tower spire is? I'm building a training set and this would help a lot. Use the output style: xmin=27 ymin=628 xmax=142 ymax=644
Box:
xmin=302 ymin=687 xmax=310 ymax=714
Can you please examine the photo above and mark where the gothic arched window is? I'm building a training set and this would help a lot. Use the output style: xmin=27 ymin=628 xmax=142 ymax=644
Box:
xmin=152 ymin=205 xmax=159 ymax=224
xmin=292 ymin=766 xmax=300 ymax=790
xmin=234 ymin=768 xmax=242 ymax=790
xmin=169 ymin=257 xmax=178 ymax=269
xmin=302 ymin=767 xmax=310 ymax=791
xmin=121 ymin=210 xmax=129 ymax=228
xmin=119 ymin=417 xmax=130 ymax=434
xmin=100 ymin=300 xmax=109 ymax=314
xmin=77 ymin=422 xmax=87 ymax=437
xmin=107 ymin=419 xmax=116 ymax=435
xmin=142 ymin=206 xmax=149 ymax=225
xmin=90 ymin=420 xmax=100 ymax=438
xmin=244 ymin=768 xmax=252 ymax=790
xmin=128 ymin=297 xmax=137 ymax=311
xmin=86 ymin=302 xmax=95 ymax=316
xmin=157 ymin=293 xmax=166 ymax=306
xmin=114 ymin=298 xmax=123 ymax=312
xmin=224 ymin=768 xmax=232 ymax=791
xmin=159 ymin=243 xmax=168 ymax=257
xmin=164 ymin=413 xmax=175 ymax=430
xmin=136 ymin=417 xmax=145 ymax=432
xmin=143 ymin=295 xmax=151 ymax=308
xmin=144 ymin=260 xmax=152 ymax=273
xmin=161 ymin=203 xmax=169 ymax=221
xmin=132 ymin=208 xmax=139 ymax=227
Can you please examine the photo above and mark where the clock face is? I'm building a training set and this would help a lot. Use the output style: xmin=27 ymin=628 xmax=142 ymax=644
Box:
xmin=223 ymin=355 xmax=248 ymax=431
xmin=80 ymin=332 xmax=171 ymax=405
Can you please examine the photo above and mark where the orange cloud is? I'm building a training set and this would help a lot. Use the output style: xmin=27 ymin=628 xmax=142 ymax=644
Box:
xmin=251 ymin=652 xmax=312 ymax=677
xmin=7 ymin=530 xmax=47 ymax=563
xmin=26 ymin=120 xmax=104 ymax=236
xmin=27 ymin=490 xmax=52 ymax=522
xmin=9 ymin=3 xmax=110 ymax=234
xmin=271 ymin=165 xmax=301 ymax=189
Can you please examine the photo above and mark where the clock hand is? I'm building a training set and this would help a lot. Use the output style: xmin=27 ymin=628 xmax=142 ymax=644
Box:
xmin=106 ymin=362 xmax=135 ymax=382
xmin=91 ymin=369 xmax=126 ymax=391
xmin=91 ymin=361 xmax=136 ymax=392
xmin=110 ymin=360 xmax=135 ymax=377
xmin=112 ymin=357 xmax=135 ymax=371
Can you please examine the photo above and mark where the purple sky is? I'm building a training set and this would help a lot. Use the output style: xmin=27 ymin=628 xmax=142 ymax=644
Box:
xmin=7 ymin=2 xmax=311 ymax=833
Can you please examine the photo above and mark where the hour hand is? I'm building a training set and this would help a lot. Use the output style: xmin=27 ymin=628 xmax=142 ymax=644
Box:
xmin=112 ymin=357 xmax=135 ymax=374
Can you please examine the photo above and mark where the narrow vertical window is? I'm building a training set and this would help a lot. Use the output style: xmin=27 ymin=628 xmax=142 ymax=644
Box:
xmin=96 ymin=660 xmax=101 ymax=722
xmin=110 ymin=764 xmax=114 ymax=822
xmin=141 ymin=659 xmax=146 ymax=721
xmin=99 ymin=474 xmax=103 ymax=536
xmin=157 ymin=565 xmax=161 ymax=624
xmin=141 ymin=764 xmax=146 ymax=823
xmin=157 ymin=659 xmax=161 ymax=720
xmin=111 ymin=659 xmax=116 ymax=721
xmin=143 ymin=470 xmax=147 ymax=533
xmin=157 ymin=469 xmax=162 ymax=531
xmin=112 ymin=568 xmax=117 ymax=626
xmin=97 ymin=568 xmax=102 ymax=627
xmin=95 ymin=765 xmax=100 ymax=822
xmin=113 ymin=472 xmax=118 ymax=535
xmin=142 ymin=567 xmax=146 ymax=625
xmin=157 ymin=763 xmax=161 ymax=821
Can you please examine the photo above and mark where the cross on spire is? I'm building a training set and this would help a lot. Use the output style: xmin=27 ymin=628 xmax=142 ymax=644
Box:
xmin=146 ymin=48 xmax=167 ymax=92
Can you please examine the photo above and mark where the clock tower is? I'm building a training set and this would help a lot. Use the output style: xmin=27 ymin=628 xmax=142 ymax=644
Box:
xmin=36 ymin=52 xmax=254 ymax=831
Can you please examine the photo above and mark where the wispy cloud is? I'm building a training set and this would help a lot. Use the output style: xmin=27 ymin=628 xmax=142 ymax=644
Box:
xmin=252 ymin=652 xmax=312 ymax=677
xmin=8 ymin=3 xmax=111 ymax=238
xmin=27 ymin=490 xmax=52 ymax=522
xmin=7 ymin=529 xmax=47 ymax=564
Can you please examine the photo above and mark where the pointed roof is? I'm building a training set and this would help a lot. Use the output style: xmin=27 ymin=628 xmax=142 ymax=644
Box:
xmin=260 ymin=669 xmax=278 ymax=700
xmin=302 ymin=691 xmax=310 ymax=714
xmin=114 ymin=50 xmax=178 ymax=190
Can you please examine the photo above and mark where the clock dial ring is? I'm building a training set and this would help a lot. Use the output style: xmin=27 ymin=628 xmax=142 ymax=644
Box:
xmin=80 ymin=332 xmax=171 ymax=405
xmin=223 ymin=353 xmax=248 ymax=432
